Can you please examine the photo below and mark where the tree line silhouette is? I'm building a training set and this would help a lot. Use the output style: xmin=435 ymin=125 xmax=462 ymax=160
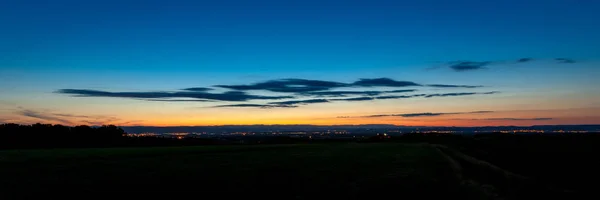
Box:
xmin=3 ymin=123 xmax=600 ymax=151
xmin=0 ymin=123 xmax=127 ymax=149
xmin=0 ymin=123 xmax=295 ymax=149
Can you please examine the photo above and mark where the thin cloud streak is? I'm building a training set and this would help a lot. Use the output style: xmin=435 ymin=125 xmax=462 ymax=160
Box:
xmin=348 ymin=110 xmax=495 ymax=118
xmin=481 ymin=118 xmax=553 ymax=121
xmin=269 ymin=99 xmax=330 ymax=106
xmin=213 ymin=91 xmax=499 ymax=109
xmin=302 ymin=89 xmax=417 ymax=97
xmin=351 ymin=78 xmax=422 ymax=87
xmin=213 ymin=104 xmax=297 ymax=109
xmin=555 ymin=58 xmax=576 ymax=64
xmin=57 ymin=89 xmax=293 ymax=101
xmin=19 ymin=109 xmax=73 ymax=124
xmin=448 ymin=61 xmax=491 ymax=71
xmin=432 ymin=58 xmax=577 ymax=72
xmin=427 ymin=84 xmax=483 ymax=88
xmin=424 ymin=91 xmax=499 ymax=98
xmin=215 ymin=79 xmax=349 ymax=93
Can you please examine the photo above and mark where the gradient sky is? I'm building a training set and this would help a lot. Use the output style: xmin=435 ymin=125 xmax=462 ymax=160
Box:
xmin=1 ymin=0 xmax=599 ymax=126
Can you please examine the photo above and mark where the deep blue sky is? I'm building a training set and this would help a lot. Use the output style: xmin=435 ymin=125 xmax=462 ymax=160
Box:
xmin=1 ymin=0 xmax=599 ymax=126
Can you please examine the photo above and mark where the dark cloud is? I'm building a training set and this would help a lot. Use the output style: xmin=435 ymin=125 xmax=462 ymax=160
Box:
xmin=360 ymin=91 xmax=496 ymax=100
xmin=352 ymin=78 xmax=422 ymax=87
xmin=517 ymin=58 xmax=533 ymax=63
xmin=145 ymin=99 xmax=213 ymax=102
xmin=303 ymin=91 xmax=383 ymax=97
xmin=448 ymin=61 xmax=492 ymax=71
xmin=58 ymin=77 xmax=491 ymax=107
xmin=362 ymin=114 xmax=392 ymax=118
xmin=269 ymin=99 xmax=329 ymax=106
xmin=397 ymin=112 xmax=447 ymax=117
xmin=78 ymin=117 xmax=123 ymax=126
xmin=213 ymin=104 xmax=297 ymax=109
xmin=18 ymin=110 xmax=73 ymax=124
xmin=210 ymin=99 xmax=329 ymax=109
xmin=425 ymin=92 xmax=477 ymax=98
xmin=424 ymin=91 xmax=498 ymax=98
xmin=389 ymin=89 xmax=418 ymax=93
xmin=15 ymin=108 xmax=127 ymax=125
xmin=217 ymin=78 xmax=430 ymax=92
xmin=215 ymin=79 xmax=349 ymax=93
xmin=481 ymin=118 xmax=553 ymax=121
xmin=52 ymin=113 xmax=92 ymax=118
xmin=430 ymin=57 xmax=580 ymax=71
xmin=332 ymin=97 xmax=375 ymax=102
xmin=182 ymin=87 xmax=213 ymax=92
xmin=57 ymin=89 xmax=293 ymax=102
xmin=555 ymin=58 xmax=576 ymax=64
xmin=376 ymin=94 xmax=426 ymax=100
xmin=376 ymin=95 xmax=414 ymax=100
xmin=353 ymin=110 xmax=493 ymax=118
xmin=303 ymin=89 xmax=417 ymax=97
xmin=427 ymin=84 xmax=483 ymax=88
xmin=215 ymin=90 xmax=498 ymax=109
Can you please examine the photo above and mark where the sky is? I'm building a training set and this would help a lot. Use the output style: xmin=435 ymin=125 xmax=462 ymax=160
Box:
xmin=1 ymin=0 xmax=599 ymax=126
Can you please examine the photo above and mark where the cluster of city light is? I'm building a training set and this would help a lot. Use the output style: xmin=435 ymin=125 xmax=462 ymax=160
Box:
xmin=409 ymin=131 xmax=459 ymax=134
xmin=124 ymin=129 xmax=594 ymax=138
xmin=126 ymin=132 xmax=160 ymax=137
xmin=324 ymin=130 xmax=349 ymax=134
xmin=475 ymin=130 xmax=590 ymax=134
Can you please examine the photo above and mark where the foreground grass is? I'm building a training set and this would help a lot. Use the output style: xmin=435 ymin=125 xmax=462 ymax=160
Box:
xmin=0 ymin=143 xmax=491 ymax=198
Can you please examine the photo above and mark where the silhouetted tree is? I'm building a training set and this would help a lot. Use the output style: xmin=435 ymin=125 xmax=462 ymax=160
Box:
xmin=0 ymin=123 xmax=127 ymax=149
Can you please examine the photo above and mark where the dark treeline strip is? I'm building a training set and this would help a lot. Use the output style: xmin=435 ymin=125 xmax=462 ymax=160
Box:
xmin=0 ymin=123 xmax=227 ymax=149
xmin=0 ymin=123 xmax=319 ymax=150
xmin=0 ymin=123 xmax=127 ymax=149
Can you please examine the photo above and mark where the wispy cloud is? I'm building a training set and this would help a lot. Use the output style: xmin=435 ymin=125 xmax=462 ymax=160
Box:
xmin=213 ymin=104 xmax=297 ymax=108
xmin=16 ymin=108 xmax=127 ymax=125
xmin=332 ymin=97 xmax=375 ymax=102
xmin=424 ymin=91 xmax=499 ymax=98
xmin=447 ymin=61 xmax=492 ymax=71
xmin=351 ymin=78 xmax=422 ymax=87
xmin=144 ymin=99 xmax=214 ymax=102
xmin=57 ymin=89 xmax=293 ymax=101
xmin=269 ymin=99 xmax=330 ymax=106
xmin=210 ymin=91 xmax=499 ymax=109
xmin=433 ymin=58 xmax=576 ymax=72
xmin=427 ymin=84 xmax=483 ymax=88
xmin=18 ymin=109 xmax=73 ymax=124
xmin=301 ymin=89 xmax=417 ymax=97
xmin=181 ymin=87 xmax=213 ymax=92
xmin=376 ymin=94 xmax=424 ymax=100
xmin=57 ymin=77 xmax=490 ymax=109
xmin=395 ymin=112 xmax=451 ymax=117
xmin=516 ymin=58 xmax=534 ymax=63
xmin=52 ymin=113 xmax=92 ymax=118
xmin=555 ymin=58 xmax=576 ymax=64
xmin=480 ymin=117 xmax=553 ymax=121
xmin=215 ymin=79 xmax=349 ymax=93
xmin=354 ymin=110 xmax=494 ymax=118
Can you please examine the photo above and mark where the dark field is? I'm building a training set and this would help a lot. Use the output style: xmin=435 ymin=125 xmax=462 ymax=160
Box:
xmin=1 ymin=143 xmax=494 ymax=199
xmin=0 ymin=141 xmax=592 ymax=199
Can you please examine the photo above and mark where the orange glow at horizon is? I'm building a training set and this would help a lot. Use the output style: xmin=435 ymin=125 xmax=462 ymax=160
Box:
xmin=70 ymin=108 xmax=600 ymax=127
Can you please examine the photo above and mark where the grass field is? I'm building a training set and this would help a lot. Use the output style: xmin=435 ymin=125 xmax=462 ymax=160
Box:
xmin=0 ymin=143 xmax=473 ymax=198
xmin=0 ymin=143 xmax=555 ymax=199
